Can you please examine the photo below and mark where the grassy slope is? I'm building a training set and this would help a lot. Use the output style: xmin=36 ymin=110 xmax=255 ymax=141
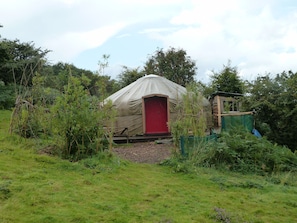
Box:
xmin=0 ymin=110 xmax=297 ymax=223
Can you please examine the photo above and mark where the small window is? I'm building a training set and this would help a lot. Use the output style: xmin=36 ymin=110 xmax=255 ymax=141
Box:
xmin=223 ymin=100 xmax=240 ymax=113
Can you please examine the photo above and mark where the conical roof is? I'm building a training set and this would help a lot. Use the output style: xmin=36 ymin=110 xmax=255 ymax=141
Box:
xmin=106 ymin=74 xmax=186 ymax=103
xmin=105 ymin=74 xmax=187 ymax=115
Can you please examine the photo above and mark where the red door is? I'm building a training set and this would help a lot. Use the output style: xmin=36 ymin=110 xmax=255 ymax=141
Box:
xmin=144 ymin=96 xmax=169 ymax=134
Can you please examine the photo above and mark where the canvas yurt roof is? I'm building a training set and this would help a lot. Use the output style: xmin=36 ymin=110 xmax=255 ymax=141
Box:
xmin=104 ymin=74 xmax=211 ymax=136
xmin=105 ymin=74 xmax=188 ymax=116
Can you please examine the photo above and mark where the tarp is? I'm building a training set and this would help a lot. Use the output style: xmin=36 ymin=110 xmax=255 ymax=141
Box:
xmin=180 ymin=134 xmax=218 ymax=156
xmin=104 ymin=74 xmax=211 ymax=136
xmin=221 ymin=114 xmax=254 ymax=132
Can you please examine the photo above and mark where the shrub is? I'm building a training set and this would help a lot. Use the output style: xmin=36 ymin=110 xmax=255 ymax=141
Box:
xmin=0 ymin=83 xmax=15 ymax=109
xmin=170 ymin=83 xmax=207 ymax=147
xmin=9 ymin=73 xmax=59 ymax=138
xmin=168 ymin=127 xmax=297 ymax=175
xmin=10 ymin=98 xmax=43 ymax=138
xmin=215 ymin=128 xmax=297 ymax=174
xmin=50 ymin=76 xmax=114 ymax=161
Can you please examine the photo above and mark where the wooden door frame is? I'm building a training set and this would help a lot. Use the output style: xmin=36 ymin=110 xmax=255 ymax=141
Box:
xmin=142 ymin=94 xmax=170 ymax=134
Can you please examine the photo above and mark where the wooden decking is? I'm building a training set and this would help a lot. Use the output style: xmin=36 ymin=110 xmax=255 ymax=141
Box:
xmin=113 ymin=134 xmax=172 ymax=143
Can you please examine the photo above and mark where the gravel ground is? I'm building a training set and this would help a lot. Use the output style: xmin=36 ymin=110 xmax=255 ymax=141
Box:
xmin=112 ymin=140 xmax=174 ymax=164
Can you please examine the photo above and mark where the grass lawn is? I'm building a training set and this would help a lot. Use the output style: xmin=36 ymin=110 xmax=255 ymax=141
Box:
xmin=1 ymin=110 xmax=297 ymax=222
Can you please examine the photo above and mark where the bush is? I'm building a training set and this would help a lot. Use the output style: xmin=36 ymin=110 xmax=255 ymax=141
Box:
xmin=168 ymin=127 xmax=297 ymax=175
xmin=9 ymin=74 xmax=59 ymax=138
xmin=50 ymin=76 xmax=115 ymax=161
xmin=0 ymin=83 xmax=15 ymax=109
xmin=9 ymin=72 xmax=116 ymax=161
xmin=215 ymin=128 xmax=297 ymax=174
xmin=11 ymin=104 xmax=42 ymax=138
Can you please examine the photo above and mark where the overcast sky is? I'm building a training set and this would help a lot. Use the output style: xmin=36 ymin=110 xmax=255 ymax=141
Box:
xmin=1 ymin=0 xmax=297 ymax=83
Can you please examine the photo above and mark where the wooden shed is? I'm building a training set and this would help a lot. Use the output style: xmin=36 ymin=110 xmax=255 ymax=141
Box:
xmin=209 ymin=91 xmax=253 ymax=131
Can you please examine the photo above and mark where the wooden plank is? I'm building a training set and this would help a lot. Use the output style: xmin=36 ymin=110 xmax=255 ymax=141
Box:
xmin=220 ymin=111 xmax=253 ymax=116
xmin=217 ymin=95 xmax=222 ymax=127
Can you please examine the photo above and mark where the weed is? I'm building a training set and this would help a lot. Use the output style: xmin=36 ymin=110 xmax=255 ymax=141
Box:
xmin=0 ymin=180 xmax=11 ymax=200
xmin=265 ymin=171 xmax=297 ymax=186
xmin=213 ymin=207 xmax=231 ymax=223
xmin=79 ymin=150 xmax=127 ymax=173
xmin=210 ymin=176 xmax=263 ymax=190
xmin=284 ymin=201 xmax=297 ymax=208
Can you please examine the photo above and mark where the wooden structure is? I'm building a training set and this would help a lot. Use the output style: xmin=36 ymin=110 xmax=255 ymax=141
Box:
xmin=209 ymin=91 xmax=253 ymax=130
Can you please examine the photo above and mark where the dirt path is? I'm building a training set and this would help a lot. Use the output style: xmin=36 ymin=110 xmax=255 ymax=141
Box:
xmin=112 ymin=140 xmax=174 ymax=164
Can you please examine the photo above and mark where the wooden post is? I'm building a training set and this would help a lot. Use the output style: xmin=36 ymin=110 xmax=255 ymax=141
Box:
xmin=217 ymin=95 xmax=222 ymax=127
xmin=142 ymin=97 xmax=146 ymax=134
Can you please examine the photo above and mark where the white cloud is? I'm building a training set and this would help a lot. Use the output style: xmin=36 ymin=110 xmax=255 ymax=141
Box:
xmin=1 ymin=0 xmax=186 ymax=63
xmin=116 ymin=33 xmax=131 ymax=39
xmin=142 ymin=0 xmax=297 ymax=82
xmin=139 ymin=27 xmax=180 ymax=34
xmin=46 ymin=22 xmax=128 ymax=62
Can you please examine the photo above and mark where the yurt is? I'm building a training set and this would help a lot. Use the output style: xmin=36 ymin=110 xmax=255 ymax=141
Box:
xmin=104 ymin=74 xmax=211 ymax=137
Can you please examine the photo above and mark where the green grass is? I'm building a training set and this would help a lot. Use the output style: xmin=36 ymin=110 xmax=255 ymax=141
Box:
xmin=1 ymin=110 xmax=297 ymax=222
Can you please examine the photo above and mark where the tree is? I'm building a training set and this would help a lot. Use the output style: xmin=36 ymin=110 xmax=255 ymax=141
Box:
xmin=117 ymin=66 xmax=144 ymax=88
xmin=143 ymin=47 xmax=197 ymax=86
xmin=244 ymin=71 xmax=297 ymax=151
xmin=209 ymin=60 xmax=244 ymax=95
xmin=0 ymin=39 xmax=49 ymax=86
xmin=43 ymin=62 xmax=116 ymax=98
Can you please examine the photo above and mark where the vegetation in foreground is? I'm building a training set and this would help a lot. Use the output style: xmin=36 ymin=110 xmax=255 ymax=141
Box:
xmin=1 ymin=110 xmax=297 ymax=223
xmin=166 ymin=128 xmax=297 ymax=177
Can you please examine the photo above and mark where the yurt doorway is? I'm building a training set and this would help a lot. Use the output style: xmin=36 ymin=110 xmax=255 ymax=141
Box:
xmin=143 ymin=95 xmax=169 ymax=134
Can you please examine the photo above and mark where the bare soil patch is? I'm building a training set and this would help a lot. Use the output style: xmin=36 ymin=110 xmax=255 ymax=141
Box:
xmin=112 ymin=140 xmax=174 ymax=164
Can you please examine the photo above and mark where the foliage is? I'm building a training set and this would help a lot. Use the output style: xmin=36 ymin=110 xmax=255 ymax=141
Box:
xmin=9 ymin=73 xmax=56 ymax=138
xmin=144 ymin=47 xmax=197 ymax=86
xmin=7 ymin=52 xmax=117 ymax=160
xmin=217 ymin=129 xmax=297 ymax=174
xmin=31 ymin=72 xmax=61 ymax=106
xmin=9 ymin=101 xmax=44 ymax=138
xmin=206 ymin=60 xmax=244 ymax=97
xmin=244 ymin=71 xmax=297 ymax=151
xmin=95 ymin=54 xmax=119 ymax=97
xmin=50 ymin=75 xmax=114 ymax=160
xmin=116 ymin=66 xmax=144 ymax=88
xmin=0 ymin=82 xmax=15 ymax=109
xmin=171 ymin=127 xmax=297 ymax=176
xmin=170 ymin=83 xmax=207 ymax=147
xmin=1 ymin=39 xmax=53 ymax=138
xmin=0 ymin=38 xmax=117 ymax=101
xmin=0 ymin=38 xmax=49 ymax=86
xmin=44 ymin=62 xmax=117 ymax=98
